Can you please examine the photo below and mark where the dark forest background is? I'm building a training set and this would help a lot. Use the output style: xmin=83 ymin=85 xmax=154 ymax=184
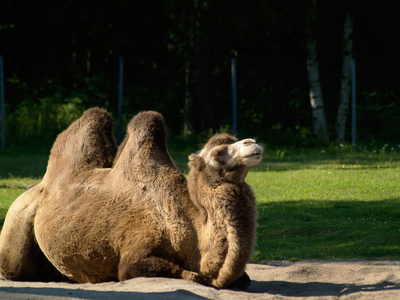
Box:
xmin=0 ymin=0 xmax=399 ymax=146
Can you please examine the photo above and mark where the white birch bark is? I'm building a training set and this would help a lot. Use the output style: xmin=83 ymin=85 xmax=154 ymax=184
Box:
xmin=335 ymin=13 xmax=353 ymax=141
xmin=305 ymin=2 xmax=328 ymax=140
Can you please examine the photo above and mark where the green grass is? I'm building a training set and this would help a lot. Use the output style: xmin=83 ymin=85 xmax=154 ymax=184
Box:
xmin=249 ymin=144 xmax=400 ymax=261
xmin=1 ymin=141 xmax=400 ymax=262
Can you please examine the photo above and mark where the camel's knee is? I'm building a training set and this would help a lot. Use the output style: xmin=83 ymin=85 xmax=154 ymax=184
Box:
xmin=181 ymin=269 xmax=209 ymax=286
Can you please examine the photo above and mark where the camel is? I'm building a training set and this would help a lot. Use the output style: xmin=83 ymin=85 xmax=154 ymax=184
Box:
xmin=0 ymin=108 xmax=263 ymax=289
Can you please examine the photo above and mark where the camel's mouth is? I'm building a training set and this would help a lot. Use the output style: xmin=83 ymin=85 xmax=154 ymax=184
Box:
xmin=243 ymin=151 xmax=263 ymax=158
xmin=241 ymin=152 xmax=263 ymax=167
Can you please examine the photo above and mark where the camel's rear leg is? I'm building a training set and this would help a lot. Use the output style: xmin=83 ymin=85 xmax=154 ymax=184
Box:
xmin=118 ymin=256 xmax=207 ymax=285
xmin=0 ymin=188 xmax=63 ymax=281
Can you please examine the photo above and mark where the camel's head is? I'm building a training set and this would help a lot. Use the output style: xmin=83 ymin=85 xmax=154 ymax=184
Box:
xmin=188 ymin=133 xmax=263 ymax=184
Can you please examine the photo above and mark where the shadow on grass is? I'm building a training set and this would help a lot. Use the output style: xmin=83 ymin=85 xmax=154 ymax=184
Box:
xmin=254 ymin=198 xmax=400 ymax=261
xmin=0 ymin=208 xmax=6 ymax=227
xmin=0 ymin=146 xmax=50 ymax=179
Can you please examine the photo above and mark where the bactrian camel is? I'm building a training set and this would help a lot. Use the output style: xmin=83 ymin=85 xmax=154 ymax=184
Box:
xmin=0 ymin=108 xmax=263 ymax=289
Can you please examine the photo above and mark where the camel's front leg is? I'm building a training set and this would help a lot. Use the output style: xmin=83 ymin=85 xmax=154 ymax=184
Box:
xmin=118 ymin=256 xmax=207 ymax=285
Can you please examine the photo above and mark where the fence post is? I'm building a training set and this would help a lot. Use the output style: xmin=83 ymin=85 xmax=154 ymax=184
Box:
xmin=1 ymin=55 xmax=5 ymax=149
xmin=231 ymin=57 xmax=238 ymax=137
xmin=351 ymin=58 xmax=357 ymax=148
xmin=118 ymin=56 xmax=124 ymax=144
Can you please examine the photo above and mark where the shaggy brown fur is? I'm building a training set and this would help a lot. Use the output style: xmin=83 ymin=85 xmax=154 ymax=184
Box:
xmin=0 ymin=108 xmax=262 ymax=289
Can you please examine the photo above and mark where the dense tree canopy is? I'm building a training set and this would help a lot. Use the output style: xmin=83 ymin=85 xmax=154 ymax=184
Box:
xmin=0 ymin=0 xmax=399 ymax=145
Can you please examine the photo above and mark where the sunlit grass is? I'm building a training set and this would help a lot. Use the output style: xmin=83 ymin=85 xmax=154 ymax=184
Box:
xmin=248 ymin=144 xmax=400 ymax=261
xmin=0 ymin=177 xmax=41 ymax=224
xmin=248 ymin=166 xmax=400 ymax=202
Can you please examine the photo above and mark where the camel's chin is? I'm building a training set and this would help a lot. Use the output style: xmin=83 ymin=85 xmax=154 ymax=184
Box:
xmin=242 ymin=155 xmax=262 ymax=167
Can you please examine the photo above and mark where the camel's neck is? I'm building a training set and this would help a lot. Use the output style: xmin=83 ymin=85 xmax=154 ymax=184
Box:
xmin=187 ymin=170 xmax=257 ymax=288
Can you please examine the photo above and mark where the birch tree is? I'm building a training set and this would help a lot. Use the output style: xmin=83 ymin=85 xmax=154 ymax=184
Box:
xmin=335 ymin=13 xmax=353 ymax=142
xmin=305 ymin=0 xmax=328 ymax=140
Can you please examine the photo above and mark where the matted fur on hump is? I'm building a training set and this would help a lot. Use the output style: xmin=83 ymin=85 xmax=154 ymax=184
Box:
xmin=45 ymin=107 xmax=117 ymax=178
xmin=113 ymin=110 xmax=177 ymax=171
xmin=125 ymin=111 xmax=167 ymax=155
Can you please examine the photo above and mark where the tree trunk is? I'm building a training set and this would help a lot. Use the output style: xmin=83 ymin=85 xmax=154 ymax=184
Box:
xmin=335 ymin=13 xmax=353 ymax=142
xmin=305 ymin=0 xmax=328 ymax=140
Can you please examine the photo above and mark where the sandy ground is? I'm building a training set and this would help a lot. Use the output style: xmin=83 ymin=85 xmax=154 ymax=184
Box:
xmin=1 ymin=260 xmax=400 ymax=299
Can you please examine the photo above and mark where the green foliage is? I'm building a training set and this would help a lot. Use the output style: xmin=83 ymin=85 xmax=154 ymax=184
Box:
xmin=5 ymin=75 xmax=116 ymax=144
xmin=11 ymin=95 xmax=84 ymax=140
xmin=358 ymin=90 xmax=400 ymax=140
xmin=1 ymin=1 xmax=400 ymax=144
xmin=0 ymin=24 xmax=15 ymax=30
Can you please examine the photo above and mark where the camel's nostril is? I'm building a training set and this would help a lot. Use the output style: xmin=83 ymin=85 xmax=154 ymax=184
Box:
xmin=243 ymin=139 xmax=255 ymax=146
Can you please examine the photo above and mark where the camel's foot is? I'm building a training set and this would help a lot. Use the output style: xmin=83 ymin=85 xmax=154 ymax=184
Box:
xmin=227 ymin=272 xmax=251 ymax=291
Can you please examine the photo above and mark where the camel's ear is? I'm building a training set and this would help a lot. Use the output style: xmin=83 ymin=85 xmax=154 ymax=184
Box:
xmin=209 ymin=145 xmax=228 ymax=164
xmin=188 ymin=154 xmax=205 ymax=171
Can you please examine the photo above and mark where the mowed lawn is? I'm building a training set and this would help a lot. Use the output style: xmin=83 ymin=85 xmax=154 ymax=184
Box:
xmin=250 ymin=145 xmax=400 ymax=261
xmin=1 ymin=142 xmax=400 ymax=261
